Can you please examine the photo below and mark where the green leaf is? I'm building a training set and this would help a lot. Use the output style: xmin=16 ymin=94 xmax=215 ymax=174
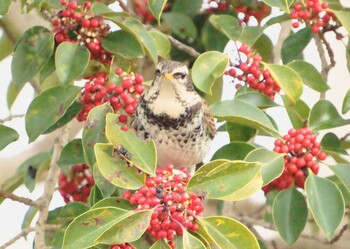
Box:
xmin=245 ymin=148 xmax=284 ymax=186
xmin=95 ymin=143 xmax=145 ymax=190
xmin=191 ymin=51 xmax=228 ymax=95
xmin=11 ymin=27 xmax=54 ymax=87
xmin=148 ymin=0 xmax=167 ymax=24
xmin=172 ymin=0 xmax=202 ymax=17
xmin=210 ymin=99 xmax=280 ymax=137
xmin=287 ymin=60 xmax=329 ymax=92
xmin=282 ymin=96 xmax=310 ymax=129
xmin=327 ymin=175 xmax=350 ymax=206
xmin=346 ymin=40 xmax=350 ymax=75
xmin=162 ymin=12 xmax=197 ymax=41
xmin=82 ymin=104 xmax=113 ymax=167
xmin=149 ymin=240 xmax=172 ymax=249
xmin=198 ymin=216 xmax=259 ymax=249
xmin=62 ymin=207 xmax=129 ymax=249
xmin=22 ymin=206 xmax=38 ymax=230
xmin=105 ymin=113 xmax=157 ymax=176
xmin=328 ymin=164 xmax=350 ymax=192
xmin=239 ymin=26 xmax=265 ymax=47
xmin=187 ymin=160 xmax=262 ymax=200
xmin=305 ymin=174 xmax=345 ymax=240
xmin=201 ymin=19 xmax=229 ymax=51
xmin=321 ymin=133 xmax=348 ymax=155
xmin=224 ymin=122 xmax=257 ymax=142
xmin=264 ymin=63 xmax=303 ymax=105
xmin=0 ymin=0 xmax=11 ymax=14
xmin=102 ymin=31 xmax=145 ymax=59
xmin=0 ymin=124 xmax=19 ymax=150
xmin=262 ymin=0 xmax=294 ymax=12
xmin=308 ymin=100 xmax=350 ymax=131
xmin=7 ymin=80 xmax=25 ymax=109
xmin=149 ymin=30 xmax=171 ymax=59
xmin=96 ymin=209 xmax=153 ymax=244
xmin=55 ymin=42 xmax=90 ymax=85
xmin=252 ymin=33 xmax=273 ymax=62
xmin=333 ymin=10 xmax=350 ymax=35
xmin=58 ymin=139 xmax=85 ymax=174
xmin=211 ymin=142 xmax=256 ymax=161
xmin=92 ymin=197 xmax=135 ymax=210
xmin=47 ymin=202 xmax=90 ymax=224
xmin=175 ymin=229 xmax=206 ymax=249
xmin=272 ymin=188 xmax=308 ymax=244
xmin=235 ymin=91 xmax=279 ymax=108
xmin=25 ymin=85 xmax=81 ymax=142
xmin=209 ymin=14 xmax=241 ymax=41
xmin=281 ymin=27 xmax=312 ymax=64
xmin=342 ymin=88 xmax=350 ymax=114
xmin=93 ymin=166 xmax=116 ymax=198
xmin=0 ymin=33 xmax=14 ymax=61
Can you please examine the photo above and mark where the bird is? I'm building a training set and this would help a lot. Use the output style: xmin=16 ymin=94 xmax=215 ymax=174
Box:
xmin=131 ymin=60 xmax=216 ymax=170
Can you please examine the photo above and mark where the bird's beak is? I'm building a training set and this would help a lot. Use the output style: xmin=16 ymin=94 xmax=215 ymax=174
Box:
xmin=163 ymin=73 xmax=173 ymax=80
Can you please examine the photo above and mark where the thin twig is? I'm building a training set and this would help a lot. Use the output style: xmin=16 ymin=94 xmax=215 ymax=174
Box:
xmin=272 ymin=20 xmax=292 ymax=64
xmin=0 ymin=227 xmax=35 ymax=249
xmin=0 ymin=114 xmax=25 ymax=124
xmin=34 ymin=126 xmax=70 ymax=249
xmin=167 ymin=35 xmax=200 ymax=58
xmin=327 ymin=223 xmax=348 ymax=244
xmin=0 ymin=190 xmax=38 ymax=207
xmin=0 ymin=19 xmax=17 ymax=44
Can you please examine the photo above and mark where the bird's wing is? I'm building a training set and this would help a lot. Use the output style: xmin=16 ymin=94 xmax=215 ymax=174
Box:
xmin=202 ymin=100 xmax=216 ymax=139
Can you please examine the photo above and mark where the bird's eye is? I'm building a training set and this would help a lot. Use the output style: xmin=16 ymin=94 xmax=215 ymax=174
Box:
xmin=155 ymin=69 xmax=161 ymax=76
xmin=173 ymin=72 xmax=187 ymax=79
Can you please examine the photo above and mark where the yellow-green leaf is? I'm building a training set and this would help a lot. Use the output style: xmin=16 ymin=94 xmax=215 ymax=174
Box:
xmin=209 ymin=14 xmax=241 ymax=41
xmin=148 ymin=0 xmax=167 ymax=24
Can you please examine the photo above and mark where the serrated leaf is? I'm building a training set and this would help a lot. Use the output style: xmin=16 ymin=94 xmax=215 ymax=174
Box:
xmin=11 ymin=27 xmax=54 ymax=87
xmin=281 ymin=27 xmax=312 ymax=64
xmin=305 ymin=174 xmax=345 ymax=240
xmin=162 ymin=12 xmax=197 ymax=41
xmin=105 ymin=113 xmax=157 ymax=176
xmin=96 ymin=209 xmax=153 ymax=244
xmin=58 ymin=139 xmax=85 ymax=174
xmin=187 ymin=160 xmax=262 ymax=200
xmin=211 ymin=142 xmax=256 ymax=161
xmin=95 ymin=143 xmax=145 ymax=190
xmin=198 ymin=216 xmax=259 ymax=249
xmin=25 ymin=85 xmax=81 ymax=142
xmin=47 ymin=202 xmax=90 ymax=224
xmin=192 ymin=51 xmax=228 ymax=95
xmin=149 ymin=30 xmax=171 ymax=59
xmin=342 ymin=88 xmax=350 ymax=114
xmin=287 ymin=60 xmax=329 ymax=92
xmin=333 ymin=10 xmax=350 ymax=35
xmin=308 ymin=100 xmax=350 ymax=131
xmin=102 ymin=30 xmax=145 ymax=59
xmin=62 ymin=207 xmax=129 ymax=249
xmin=262 ymin=0 xmax=294 ymax=12
xmin=148 ymin=0 xmax=167 ymax=24
xmin=0 ymin=124 xmax=19 ymax=150
xmin=209 ymin=14 xmax=241 ymax=41
xmin=282 ymin=96 xmax=309 ymax=129
xmin=55 ymin=42 xmax=90 ymax=85
xmin=210 ymin=99 xmax=280 ymax=137
xmin=328 ymin=164 xmax=350 ymax=192
xmin=245 ymin=148 xmax=284 ymax=186
xmin=264 ymin=63 xmax=303 ymax=105
xmin=0 ymin=0 xmax=11 ymax=15
xmin=82 ymin=104 xmax=113 ymax=167
xmin=272 ymin=188 xmax=308 ymax=244
xmin=175 ymin=229 xmax=206 ymax=249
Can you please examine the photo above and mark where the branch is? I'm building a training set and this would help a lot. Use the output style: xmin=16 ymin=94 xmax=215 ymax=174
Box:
xmin=0 ymin=19 xmax=17 ymax=44
xmin=0 ymin=114 xmax=25 ymax=124
xmin=327 ymin=223 xmax=348 ymax=244
xmin=272 ymin=20 xmax=292 ymax=64
xmin=167 ymin=35 xmax=200 ymax=58
xmin=0 ymin=227 xmax=35 ymax=249
xmin=34 ymin=125 xmax=70 ymax=249
xmin=0 ymin=190 xmax=38 ymax=207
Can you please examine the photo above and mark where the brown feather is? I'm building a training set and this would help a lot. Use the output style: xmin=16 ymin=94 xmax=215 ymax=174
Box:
xmin=202 ymin=99 xmax=216 ymax=139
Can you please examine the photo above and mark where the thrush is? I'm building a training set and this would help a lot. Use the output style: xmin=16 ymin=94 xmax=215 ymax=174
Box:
xmin=131 ymin=60 xmax=216 ymax=169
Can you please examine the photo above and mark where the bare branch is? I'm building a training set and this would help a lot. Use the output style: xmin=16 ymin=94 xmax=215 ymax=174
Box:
xmin=272 ymin=20 xmax=292 ymax=64
xmin=167 ymin=35 xmax=200 ymax=58
xmin=0 ymin=190 xmax=38 ymax=207
xmin=327 ymin=223 xmax=348 ymax=244
xmin=0 ymin=227 xmax=35 ymax=249
xmin=0 ymin=114 xmax=25 ymax=124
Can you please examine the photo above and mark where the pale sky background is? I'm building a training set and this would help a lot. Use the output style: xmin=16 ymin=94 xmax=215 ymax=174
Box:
xmin=1 ymin=1 xmax=350 ymax=248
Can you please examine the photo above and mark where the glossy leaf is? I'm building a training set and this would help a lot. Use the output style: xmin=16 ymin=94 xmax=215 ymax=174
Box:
xmin=235 ymin=91 xmax=279 ymax=108
xmin=328 ymin=164 xmax=350 ymax=192
xmin=55 ymin=42 xmax=90 ymax=85
xmin=149 ymin=30 xmax=171 ymax=59
xmin=308 ymin=100 xmax=350 ymax=131
xmin=0 ymin=124 xmax=19 ymax=151
xmin=201 ymin=19 xmax=229 ymax=51
xmin=282 ymin=96 xmax=309 ymax=129
xmin=0 ymin=0 xmax=11 ymax=14
xmin=92 ymin=197 xmax=135 ymax=210
xmin=328 ymin=175 xmax=350 ymax=206
xmin=148 ymin=0 xmax=167 ymax=24
xmin=192 ymin=51 xmax=228 ymax=95
xmin=82 ymin=104 xmax=113 ymax=167
xmin=224 ymin=122 xmax=257 ymax=142
xmin=199 ymin=216 xmax=259 ymax=249
xmin=102 ymin=31 xmax=145 ymax=59
xmin=162 ymin=12 xmax=197 ymax=41
xmin=272 ymin=188 xmax=308 ymax=244
xmin=47 ymin=202 xmax=90 ymax=224
xmin=96 ymin=209 xmax=153 ymax=244
xmin=93 ymin=166 xmax=116 ymax=198
xmin=7 ymin=80 xmax=25 ymax=109
xmin=62 ymin=207 xmax=129 ymax=249
xmin=245 ymin=148 xmax=284 ymax=186
xmin=0 ymin=33 xmax=13 ymax=61
xmin=252 ymin=33 xmax=273 ymax=62
xmin=187 ymin=160 xmax=262 ymax=200
xmin=281 ymin=27 xmax=312 ymax=64
xmin=25 ymin=85 xmax=81 ymax=142
xmin=149 ymin=240 xmax=172 ymax=249
xmin=172 ymin=0 xmax=202 ymax=16
xmin=321 ymin=133 xmax=348 ymax=155
xmin=175 ymin=229 xmax=206 ymax=249
xmin=211 ymin=142 xmax=256 ymax=161
xmin=209 ymin=14 xmax=241 ymax=41
xmin=342 ymin=88 xmax=350 ymax=114
xmin=58 ymin=139 xmax=85 ymax=174
xmin=287 ymin=60 xmax=329 ymax=92
xmin=95 ymin=143 xmax=145 ymax=190
xmin=239 ymin=26 xmax=264 ymax=47
xmin=12 ymin=27 xmax=54 ymax=87
xmin=210 ymin=99 xmax=280 ymax=137
xmin=333 ymin=10 xmax=350 ymax=35
xmin=105 ymin=113 xmax=157 ymax=176
xmin=262 ymin=0 xmax=293 ymax=12
xmin=22 ymin=206 xmax=38 ymax=230
xmin=305 ymin=174 xmax=345 ymax=240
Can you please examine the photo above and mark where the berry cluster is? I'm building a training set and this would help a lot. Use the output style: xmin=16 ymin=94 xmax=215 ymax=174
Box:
xmin=58 ymin=164 xmax=94 ymax=203
xmin=77 ymin=68 xmax=145 ymax=127
xmin=233 ymin=0 xmax=271 ymax=25
xmin=110 ymin=243 xmax=134 ymax=249
xmin=51 ymin=0 xmax=112 ymax=64
xmin=123 ymin=164 xmax=204 ymax=249
xmin=207 ymin=0 xmax=230 ymax=12
xmin=291 ymin=0 xmax=342 ymax=37
xmin=262 ymin=127 xmax=326 ymax=194
xmin=226 ymin=43 xmax=280 ymax=99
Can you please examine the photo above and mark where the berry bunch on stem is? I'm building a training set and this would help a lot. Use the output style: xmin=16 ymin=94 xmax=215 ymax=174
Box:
xmin=262 ymin=127 xmax=327 ymax=194
xmin=110 ymin=243 xmax=134 ymax=249
xmin=77 ymin=68 xmax=145 ymax=128
xmin=58 ymin=164 xmax=94 ymax=203
xmin=226 ymin=43 xmax=280 ymax=99
xmin=233 ymin=0 xmax=271 ymax=25
xmin=123 ymin=164 xmax=204 ymax=249
xmin=291 ymin=0 xmax=343 ymax=38
xmin=51 ymin=0 xmax=113 ymax=64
